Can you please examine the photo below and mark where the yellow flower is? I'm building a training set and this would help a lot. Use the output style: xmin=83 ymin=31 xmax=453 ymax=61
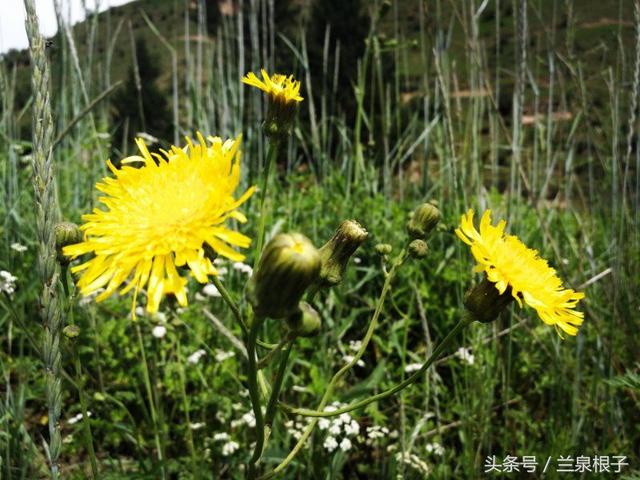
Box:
xmin=242 ymin=69 xmax=303 ymax=104
xmin=242 ymin=69 xmax=303 ymax=137
xmin=64 ymin=133 xmax=255 ymax=316
xmin=455 ymin=209 xmax=585 ymax=336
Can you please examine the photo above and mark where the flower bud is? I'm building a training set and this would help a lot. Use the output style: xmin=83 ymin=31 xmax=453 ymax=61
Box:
xmin=317 ymin=220 xmax=368 ymax=288
xmin=286 ymin=302 xmax=321 ymax=338
xmin=55 ymin=222 xmax=83 ymax=265
xmin=408 ymin=239 xmax=429 ymax=258
xmin=374 ymin=243 xmax=393 ymax=255
xmin=250 ymin=233 xmax=321 ymax=319
xmin=464 ymin=276 xmax=514 ymax=323
xmin=63 ymin=324 xmax=80 ymax=339
xmin=406 ymin=203 xmax=441 ymax=239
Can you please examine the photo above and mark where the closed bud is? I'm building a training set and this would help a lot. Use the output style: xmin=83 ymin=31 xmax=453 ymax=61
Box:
xmin=317 ymin=220 xmax=368 ymax=288
xmin=464 ymin=276 xmax=514 ymax=323
xmin=375 ymin=243 xmax=393 ymax=255
xmin=250 ymin=233 xmax=321 ymax=319
xmin=408 ymin=239 xmax=429 ymax=258
xmin=286 ymin=302 xmax=321 ymax=338
xmin=406 ymin=203 xmax=441 ymax=239
xmin=63 ymin=324 xmax=80 ymax=339
xmin=55 ymin=222 xmax=83 ymax=265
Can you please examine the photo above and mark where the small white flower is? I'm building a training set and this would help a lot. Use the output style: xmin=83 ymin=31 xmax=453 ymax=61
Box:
xmin=323 ymin=436 xmax=338 ymax=452
xmin=221 ymin=440 xmax=239 ymax=456
xmin=153 ymin=312 xmax=167 ymax=323
xmin=454 ymin=347 xmax=475 ymax=365
xmin=189 ymin=422 xmax=205 ymax=430
xmin=344 ymin=420 xmax=360 ymax=436
xmin=217 ymin=267 xmax=228 ymax=276
xmin=318 ymin=418 xmax=331 ymax=430
xmin=329 ymin=422 xmax=342 ymax=436
xmin=213 ymin=432 xmax=230 ymax=441
xmin=214 ymin=349 xmax=235 ymax=362
xmin=348 ymin=340 xmax=362 ymax=352
xmin=242 ymin=411 xmax=256 ymax=428
xmin=10 ymin=242 xmax=27 ymax=253
xmin=353 ymin=257 xmax=362 ymax=264
xmin=343 ymin=354 xmax=365 ymax=368
xmin=425 ymin=442 xmax=445 ymax=456
xmin=202 ymin=283 xmax=222 ymax=297
xmin=339 ymin=437 xmax=352 ymax=452
xmin=404 ymin=362 xmax=423 ymax=373
xmin=232 ymin=262 xmax=254 ymax=276
xmin=0 ymin=270 xmax=18 ymax=295
xmin=152 ymin=325 xmax=167 ymax=338
xmin=187 ymin=349 xmax=207 ymax=365
xmin=67 ymin=412 xmax=91 ymax=425
xmin=135 ymin=306 xmax=146 ymax=317
xmin=338 ymin=413 xmax=351 ymax=425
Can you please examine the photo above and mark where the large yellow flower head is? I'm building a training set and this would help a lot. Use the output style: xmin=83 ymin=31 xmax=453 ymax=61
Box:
xmin=242 ymin=69 xmax=303 ymax=137
xmin=64 ymin=133 xmax=255 ymax=316
xmin=455 ymin=209 xmax=585 ymax=336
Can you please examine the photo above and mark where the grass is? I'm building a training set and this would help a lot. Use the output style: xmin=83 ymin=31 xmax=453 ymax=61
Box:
xmin=1 ymin=0 xmax=639 ymax=478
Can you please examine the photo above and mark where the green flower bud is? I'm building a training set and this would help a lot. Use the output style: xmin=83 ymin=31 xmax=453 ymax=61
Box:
xmin=55 ymin=222 xmax=83 ymax=265
xmin=317 ymin=220 xmax=368 ymax=288
xmin=464 ymin=276 xmax=514 ymax=323
xmin=374 ymin=243 xmax=393 ymax=255
xmin=406 ymin=203 xmax=441 ymax=239
xmin=408 ymin=239 xmax=429 ymax=258
xmin=63 ymin=324 xmax=80 ymax=339
xmin=250 ymin=233 xmax=321 ymax=319
xmin=286 ymin=301 xmax=321 ymax=338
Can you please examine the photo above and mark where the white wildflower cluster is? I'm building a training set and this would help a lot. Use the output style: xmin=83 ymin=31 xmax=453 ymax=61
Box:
xmin=365 ymin=425 xmax=390 ymax=442
xmin=284 ymin=403 xmax=360 ymax=454
xmin=151 ymin=312 xmax=168 ymax=339
xmin=394 ymin=451 xmax=431 ymax=475
xmin=10 ymin=242 xmax=27 ymax=253
xmin=190 ymin=422 xmax=205 ymax=430
xmin=425 ymin=442 xmax=445 ymax=456
xmin=342 ymin=354 xmax=365 ymax=367
xmin=211 ymin=431 xmax=239 ymax=456
xmin=222 ymin=440 xmax=239 ymax=456
xmin=455 ymin=347 xmax=475 ymax=365
xmin=152 ymin=325 xmax=167 ymax=339
xmin=231 ymin=410 xmax=256 ymax=429
xmin=214 ymin=349 xmax=235 ymax=362
xmin=67 ymin=411 xmax=92 ymax=425
xmin=202 ymin=283 xmax=222 ymax=298
xmin=232 ymin=261 xmax=253 ymax=277
xmin=404 ymin=362 xmax=423 ymax=373
xmin=187 ymin=349 xmax=207 ymax=365
xmin=0 ymin=270 xmax=17 ymax=296
xmin=342 ymin=340 xmax=365 ymax=367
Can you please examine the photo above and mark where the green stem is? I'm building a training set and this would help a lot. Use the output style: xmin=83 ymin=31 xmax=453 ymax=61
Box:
xmin=176 ymin=334 xmax=198 ymax=475
xmin=73 ymin=350 xmax=99 ymax=479
xmin=211 ymin=276 xmax=247 ymax=335
xmin=257 ymin=251 xmax=407 ymax=480
xmin=264 ymin=342 xmax=293 ymax=428
xmin=253 ymin=139 xmax=280 ymax=269
xmin=61 ymin=272 xmax=99 ymax=479
xmin=282 ymin=314 xmax=473 ymax=418
xmin=135 ymin=323 xmax=166 ymax=480
xmin=247 ymin=319 xmax=266 ymax=477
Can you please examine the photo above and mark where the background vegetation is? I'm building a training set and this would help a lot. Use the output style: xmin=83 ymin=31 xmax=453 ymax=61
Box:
xmin=1 ymin=0 xmax=639 ymax=478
